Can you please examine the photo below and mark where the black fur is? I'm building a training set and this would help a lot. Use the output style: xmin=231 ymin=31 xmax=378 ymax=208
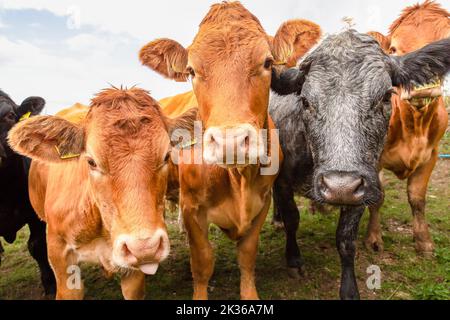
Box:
xmin=390 ymin=37 xmax=450 ymax=89
xmin=269 ymin=30 xmax=450 ymax=299
xmin=0 ymin=90 xmax=55 ymax=295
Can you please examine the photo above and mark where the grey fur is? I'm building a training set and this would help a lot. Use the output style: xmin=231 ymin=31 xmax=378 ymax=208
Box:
xmin=269 ymin=29 xmax=450 ymax=299
xmin=270 ymin=30 xmax=393 ymax=204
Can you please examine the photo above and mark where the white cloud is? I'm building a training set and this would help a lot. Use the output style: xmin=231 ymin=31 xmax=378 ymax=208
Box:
xmin=0 ymin=29 xmax=191 ymax=114
xmin=65 ymin=33 xmax=124 ymax=53
xmin=0 ymin=0 xmax=217 ymax=44
xmin=0 ymin=0 xmax=449 ymax=114
xmin=0 ymin=17 xmax=8 ymax=28
xmin=4 ymin=0 xmax=439 ymax=40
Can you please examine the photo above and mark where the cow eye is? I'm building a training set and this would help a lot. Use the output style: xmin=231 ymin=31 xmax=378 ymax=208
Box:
xmin=5 ymin=112 xmax=15 ymax=121
xmin=383 ymin=89 xmax=394 ymax=104
xmin=186 ymin=66 xmax=195 ymax=78
xmin=300 ymin=96 xmax=310 ymax=109
xmin=263 ymin=58 xmax=274 ymax=69
xmin=163 ymin=151 xmax=171 ymax=163
xmin=87 ymin=157 xmax=97 ymax=169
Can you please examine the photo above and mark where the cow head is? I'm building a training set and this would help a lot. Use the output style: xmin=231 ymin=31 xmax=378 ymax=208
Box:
xmin=0 ymin=90 xmax=45 ymax=167
xmin=139 ymin=2 xmax=321 ymax=167
xmin=368 ymin=1 xmax=450 ymax=109
xmin=375 ymin=1 xmax=450 ymax=55
xmin=8 ymin=88 xmax=197 ymax=274
xmin=271 ymin=30 xmax=450 ymax=206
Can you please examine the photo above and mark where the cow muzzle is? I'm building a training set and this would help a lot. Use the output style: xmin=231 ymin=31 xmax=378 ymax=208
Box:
xmin=401 ymin=80 xmax=442 ymax=108
xmin=316 ymin=171 xmax=366 ymax=206
xmin=113 ymin=229 xmax=170 ymax=275
xmin=203 ymin=124 xmax=265 ymax=167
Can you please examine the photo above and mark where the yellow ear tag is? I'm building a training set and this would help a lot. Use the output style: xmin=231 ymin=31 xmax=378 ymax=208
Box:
xmin=19 ymin=112 xmax=31 ymax=122
xmin=54 ymin=145 xmax=80 ymax=160
xmin=179 ymin=138 xmax=197 ymax=149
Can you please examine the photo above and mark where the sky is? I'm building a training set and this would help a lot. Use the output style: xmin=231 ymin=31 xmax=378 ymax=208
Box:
xmin=0 ymin=0 xmax=449 ymax=114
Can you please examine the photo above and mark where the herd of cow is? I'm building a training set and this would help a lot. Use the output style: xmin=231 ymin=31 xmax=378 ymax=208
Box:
xmin=0 ymin=1 xmax=449 ymax=300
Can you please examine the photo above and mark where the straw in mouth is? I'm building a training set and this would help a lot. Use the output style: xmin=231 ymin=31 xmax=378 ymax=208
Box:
xmin=401 ymin=78 xmax=443 ymax=105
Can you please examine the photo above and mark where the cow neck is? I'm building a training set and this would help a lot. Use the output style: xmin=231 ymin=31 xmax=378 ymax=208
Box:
xmin=395 ymin=95 xmax=441 ymax=138
xmin=0 ymin=154 xmax=26 ymax=202
xmin=228 ymin=113 xmax=270 ymax=178
xmin=227 ymin=114 xmax=271 ymax=235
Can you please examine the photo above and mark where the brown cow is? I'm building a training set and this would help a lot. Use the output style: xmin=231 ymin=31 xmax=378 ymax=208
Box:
xmin=55 ymin=102 xmax=90 ymax=124
xmin=8 ymin=87 xmax=197 ymax=299
xmin=366 ymin=0 xmax=450 ymax=254
xmin=140 ymin=2 xmax=321 ymax=299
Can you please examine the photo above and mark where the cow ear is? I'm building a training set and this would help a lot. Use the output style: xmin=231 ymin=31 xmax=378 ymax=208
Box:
xmin=8 ymin=115 xmax=85 ymax=163
xmin=272 ymin=19 xmax=322 ymax=67
xmin=139 ymin=38 xmax=188 ymax=82
xmin=15 ymin=96 xmax=45 ymax=119
xmin=367 ymin=31 xmax=391 ymax=52
xmin=165 ymin=108 xmax=199 ymax=147
xmin=389 ymin=37 xmax=450 ymax=89
xmin=271 ymin=65 xmax=308 ymax=96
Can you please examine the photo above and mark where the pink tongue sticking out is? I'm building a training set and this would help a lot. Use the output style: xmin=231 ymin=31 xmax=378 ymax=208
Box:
xmin=139 ymin=263 xmax=159 ymax=275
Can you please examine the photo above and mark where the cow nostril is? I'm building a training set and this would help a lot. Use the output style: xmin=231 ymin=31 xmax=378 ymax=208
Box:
xmin=320 ymin=174 xmax=331 ymax=192
xmin=318 ymin=172 xmax=366 ymax=204
xmin=120 ymin=241 xmax=138 ymax=265
xmin=243 ymin=135 xmax=250 ymax=150
xmin=121 ymin=242 xmax=131 ymax=256
xmin=353 ymin=178 xmax=365 ymax=195
xmin=154 ymin=236 xmax=165 ymax=259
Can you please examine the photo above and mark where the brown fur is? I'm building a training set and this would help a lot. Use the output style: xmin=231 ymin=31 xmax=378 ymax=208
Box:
xmin=8 ymin=115 xmax=85 ymax=163
xmin=367 ymin=31 xmax=391 ymax=52
xmin=272 ymin=19 xmax=322 ymax=67
xmin=365 ymin=1 xmax=449 ymax=255
xmin=159 ymin=90 xmax=197 ymax=118
xmin=140 ymin=2 xmax=312 ymax=299
xmin=378 ymin=0 xmax=450 ymax=54
xmin=56 ymin=103 xmax=90 ymax=123
xmin=389 ymin=0 xmax=449 ymax=38
xmin=142 ymin=2 xmax=320 ymax=300
xmin=139 ymin=39 xmax=188 ymax=82
xmin=8 ymin=87 xmax=197 ymax=299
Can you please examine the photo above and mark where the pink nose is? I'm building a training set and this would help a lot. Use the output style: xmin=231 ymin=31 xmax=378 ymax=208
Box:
xmin=117 ymin=231 xmax=169 ymax=266
xmin=203 ymin=124 xmax=261 ymax=165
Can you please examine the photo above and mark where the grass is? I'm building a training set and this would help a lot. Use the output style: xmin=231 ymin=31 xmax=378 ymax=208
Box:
xmin=0 ymin=136 xmax=449 ymax=300
xmin=440 ymin=131 xmax=450 ymax=155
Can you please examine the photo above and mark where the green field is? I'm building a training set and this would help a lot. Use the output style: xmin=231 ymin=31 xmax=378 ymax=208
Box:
xmin=1 ymin=136 xmax=449 ymax=300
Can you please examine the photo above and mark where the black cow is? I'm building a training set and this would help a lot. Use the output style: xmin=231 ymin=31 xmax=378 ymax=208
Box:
xmin=0 ymin=90 xmax=56 ymax=295
xmin=270 ymin=30 xmax=450 ymax=299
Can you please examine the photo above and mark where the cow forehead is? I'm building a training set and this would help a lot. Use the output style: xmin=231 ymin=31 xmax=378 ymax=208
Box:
xmin=86 ymin=89 xmax=167 ymax=131
xmin=188 ymin=2 xmax=269 ymax=69
xmin=84 ymin=89 xmax=170 ymax=163
xmin=86 ymin=111 xmax=168 ymax=148
xmin=0 ymin=99 xmax=15 ymax=116
xmin=85 ymin=118 xmax=169 ymax=174
xmin=389 ymin=1 xmax=450 ymax=36
xmin=304 ymin=31 xmax=391 ymax=101
xmin=189 ymin=28 xmax=270 ymax=70
xmin=389 ymin=1 xmax=450 ymax=51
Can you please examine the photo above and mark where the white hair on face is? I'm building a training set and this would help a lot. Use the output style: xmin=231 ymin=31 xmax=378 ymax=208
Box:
xmin=341 ymin=16 xmax=356 ymax=30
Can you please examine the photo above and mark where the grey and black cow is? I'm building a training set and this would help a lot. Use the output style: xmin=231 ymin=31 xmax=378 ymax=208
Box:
xmin=270 ymin=30 xmax=450 ymax=299
xmin=0 ymin=90 xmax=56 ymax=295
